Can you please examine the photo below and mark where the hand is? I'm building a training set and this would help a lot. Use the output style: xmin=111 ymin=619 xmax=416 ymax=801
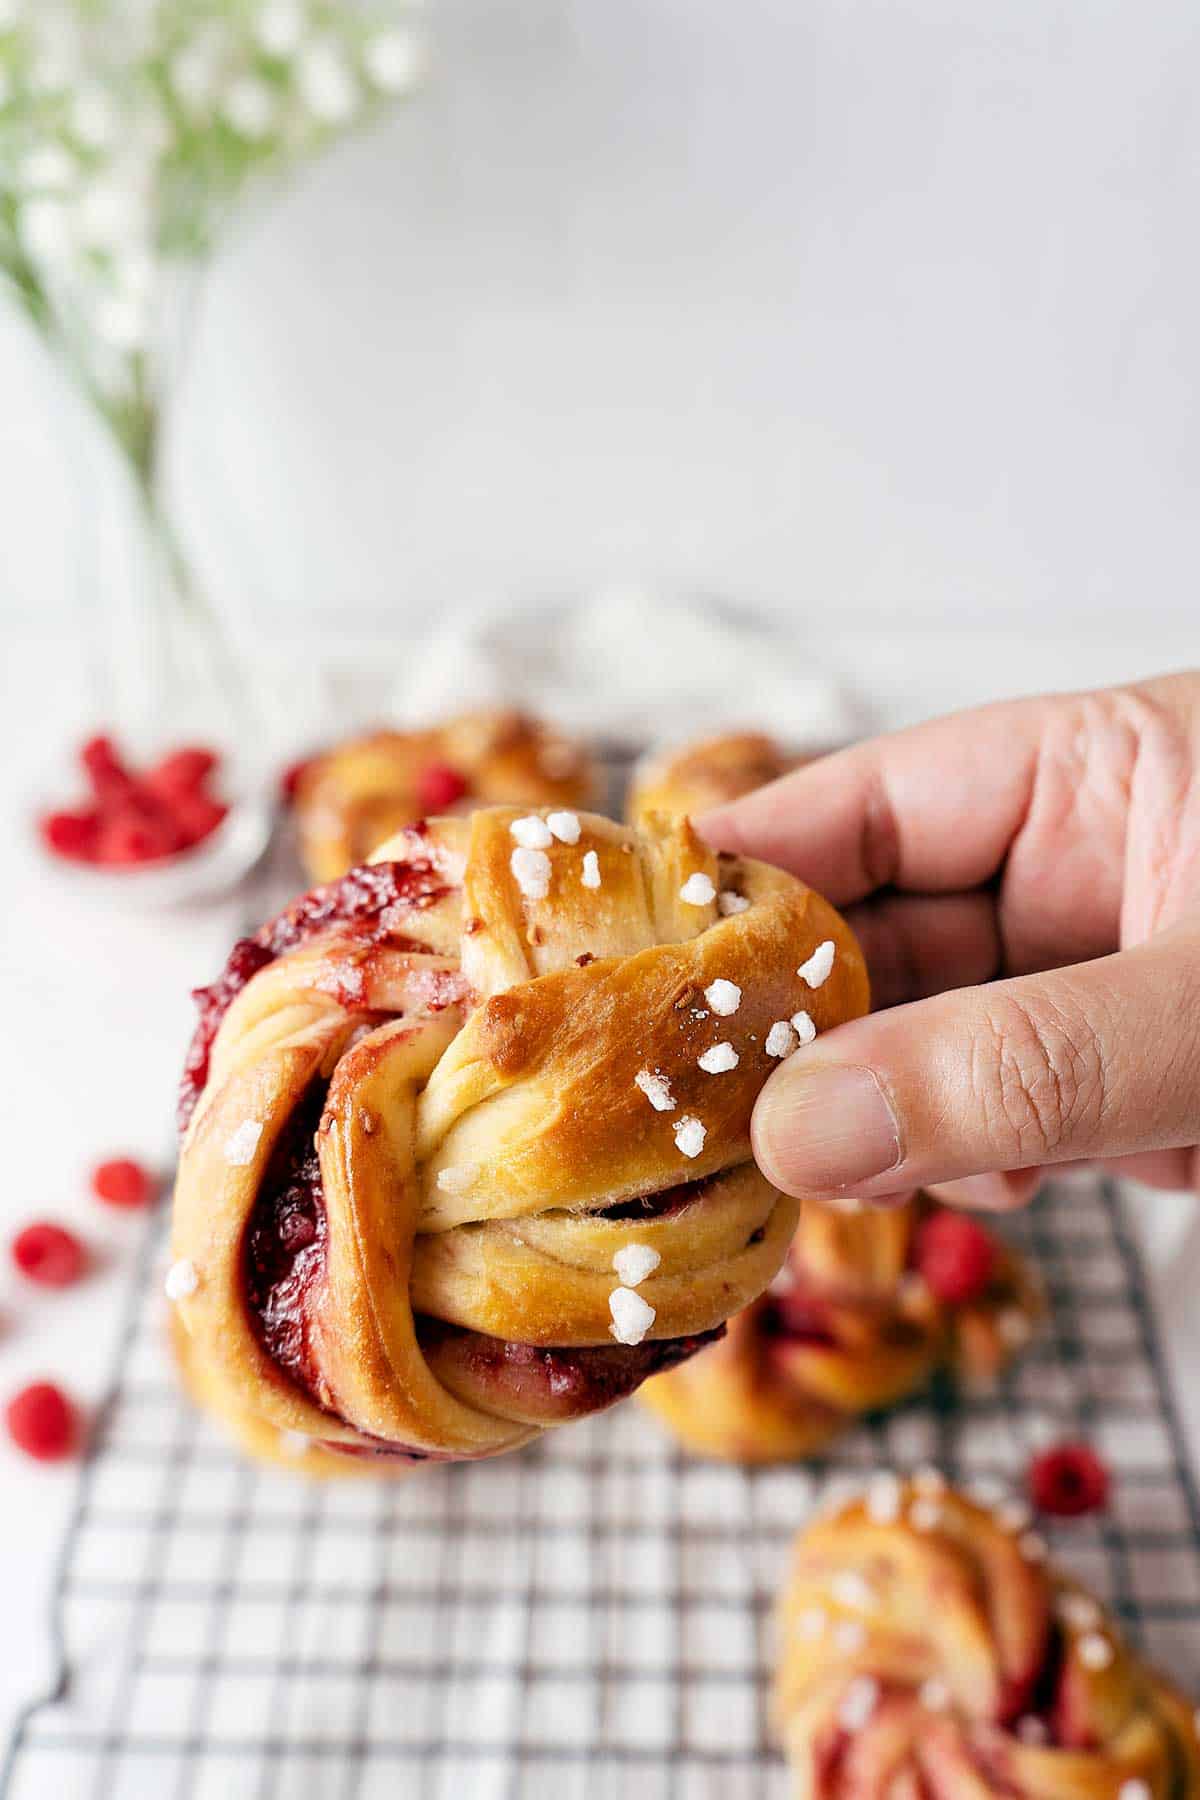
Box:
xmin=701 ymin=672 xmax=1200 ymax=1209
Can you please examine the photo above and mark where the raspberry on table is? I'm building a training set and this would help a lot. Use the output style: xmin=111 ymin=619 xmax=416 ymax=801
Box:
xmin=915 ymin=1210 xmax=996 ymax=1306
xmin=90 ymin=1157 xmax=156 ymax=1209
xmin=6 ymin=1382 xmax=77 ymax=1461
xmin=1028 ymin=1441 xmax=1111 ymax=1517
xmin=11 ymin=1222 xmax=87 ymax=1288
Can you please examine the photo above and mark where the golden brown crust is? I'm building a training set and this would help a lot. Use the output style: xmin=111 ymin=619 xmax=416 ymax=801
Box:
xmin=628 ymin=730 xmax=800 ymax=827
xmin=295 ymin=709 xmax=596 ymax=881
xmin=773 ymin=1482 xmax=1200 ymax=1797
xmin=639 ymin=1198 xmax=1041 ymax=1463
xmin=171 ymin=806 xmax=869 ymax=1471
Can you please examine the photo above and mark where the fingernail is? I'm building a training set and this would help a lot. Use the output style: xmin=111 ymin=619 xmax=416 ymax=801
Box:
xmin=753 ymin=1064 xmax=902 ymax=1196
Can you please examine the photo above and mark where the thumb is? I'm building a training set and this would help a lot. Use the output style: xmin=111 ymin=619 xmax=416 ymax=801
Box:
xmin=751 ymin=922 xmax=1200 ymax=1203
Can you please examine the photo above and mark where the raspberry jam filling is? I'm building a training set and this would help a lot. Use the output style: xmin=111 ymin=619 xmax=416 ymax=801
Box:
xmin=759 ymin=1286 xmax=837 ymax=1348
xmin=597 ymin=1181 xmax=704 ymax=1222
xmin=420 ymin=1317 xmax=721 ymax=1421
xmin=179 ymin=852 xmax=455 ymax=1129
xmin=243 ymin=1088 xmax=720 ymax=1441
xmin=243 ymin=1090 xmax=328 ymax=1401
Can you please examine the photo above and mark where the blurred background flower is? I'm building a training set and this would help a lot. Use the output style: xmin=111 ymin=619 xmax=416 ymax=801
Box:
xmin=0 ymin=0 xmax=426 ymax=738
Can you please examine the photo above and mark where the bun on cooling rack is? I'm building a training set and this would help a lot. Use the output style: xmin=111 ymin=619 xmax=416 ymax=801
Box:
xmin=639 ymin=1196 xmax=1040 ymax=1462
xmin=294 ymin=708 xmax=595 ymax=882
xmin=170 ymin=806 xmax=868 ymax=1470
xmin=628 ymin=730 xmax=799 ymax=827
xmin=774 ymin=1479 xmax=1200 ymax=1797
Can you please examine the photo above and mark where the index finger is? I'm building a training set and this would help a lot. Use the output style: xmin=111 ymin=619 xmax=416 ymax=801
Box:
xmin=698 ymin=696 xmax=1046 ymax=905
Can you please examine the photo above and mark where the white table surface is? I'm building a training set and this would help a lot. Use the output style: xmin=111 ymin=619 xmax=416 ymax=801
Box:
xmin=2 ymin=627 xmax=1198 ymax=1755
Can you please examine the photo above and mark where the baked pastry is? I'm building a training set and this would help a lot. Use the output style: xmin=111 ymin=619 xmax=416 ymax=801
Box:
xmin=170 ymin=806 xmax=869 ymax=1470
xmin=774 ymin=1480 xmax=1200 ymax=1796
xmin=294 ymin=709 xmax=595 ymax=881
xmin=639 ymin=1196 xmax=1039 ymax=1462
xmin=628 ymin=730 xmax=798 ymax=826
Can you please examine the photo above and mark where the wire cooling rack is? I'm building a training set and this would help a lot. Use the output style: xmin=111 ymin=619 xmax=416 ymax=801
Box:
xmin=6 ymin=760 xmax=1200 ymax=1798
xmin=3 ymin=1174 xmax=1199 ymax=1800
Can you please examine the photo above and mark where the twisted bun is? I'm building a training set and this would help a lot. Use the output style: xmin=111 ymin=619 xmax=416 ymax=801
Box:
xmin=775 ymin=1481 xmax=1200 ymax=1796
xmin=295 ymin=708 xmax=595 ymax=881
xmin=639 ymin=1197 xmax=1039 ymax=1462
xmin=172 ymin=806 xmax=868 ymax=1470
xmin=629 ymin=730 xmax=798 ymax=828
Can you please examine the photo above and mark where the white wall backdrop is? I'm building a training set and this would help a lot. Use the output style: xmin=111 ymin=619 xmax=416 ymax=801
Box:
xmin=3 ymin=0 xmax=1200 ymax=658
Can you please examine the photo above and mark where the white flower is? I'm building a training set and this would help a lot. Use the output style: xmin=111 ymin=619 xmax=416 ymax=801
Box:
xmin=20 ymin=145 xmax=77 ymax=192
xmin=363 ymin=29 xmax=426 ymax=95
xmin=170 ymin=41 xmax=225 ymax=113
xmin=297 ymin=39 xmax=360 ymax=124
xmin=29 ymin=49 xmax=79 ymax=96
xmin=223 ymin=75 xmax=277 ymax=140
xmin=112 ymin=249 xmax=157 ymax=306
xmin=19 ymin=197 xmax=75 ymax=264
xmin=77 ymin=172 xmax=149 ymax=251
xmin=255 ymin=0 xmax=306 ymax=58
xmin=93 ymin=293 xmax=150 ymax=351
xmin=71 ymin=86 xmax=119 ymax=151
xmin=131 ymin=104 xmax=174 ymax=159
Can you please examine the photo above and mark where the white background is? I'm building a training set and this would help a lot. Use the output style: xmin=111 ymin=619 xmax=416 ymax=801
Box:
xmin=3 ymin=0 xmax=1200 ymax=648
xmin=2 ymin=0 xmax=1200 ymax=1757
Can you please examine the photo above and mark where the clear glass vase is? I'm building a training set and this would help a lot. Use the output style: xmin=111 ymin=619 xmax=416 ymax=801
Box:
xmin=43 ymin=311 xmax=274 ymax=904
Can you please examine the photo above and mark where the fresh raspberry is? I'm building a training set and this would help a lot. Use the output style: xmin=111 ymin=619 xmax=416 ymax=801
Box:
xmin=95 ymin=811 xmax=174 ymax=866
xmin=168 ymin=791 xmax=228 ymax=848
xmin=91 ymin=1157 xmax=156 ymax=1209
xmin=915 ymin=1210 xmax=996 ymax=1306
xmin=147 ymin=746 xmax=219 ymax=793
xmin=1028 ymin=1442 xmax=1110 ymax=1517
xmin=6 ymin=1382 xmax=76 ymax=1461
xmin=416 ymin=761 xmax=470 ymax=812
xmin=11 ymin=1222 xmax=87 ymax=1288
xmin=80 ymin=734 xmax=136 ymax=804
xmin=38 ymin=808 xmax=100 ymax=862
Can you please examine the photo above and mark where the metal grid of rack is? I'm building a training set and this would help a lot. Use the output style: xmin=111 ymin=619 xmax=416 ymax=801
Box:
xmin=4 ymin=1174 xmax=1199 ymax=1800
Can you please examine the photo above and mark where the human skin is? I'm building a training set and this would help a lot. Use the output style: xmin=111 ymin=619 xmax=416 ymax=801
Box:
xmin=700 ymin=672 xmax=1200 ymax=1211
